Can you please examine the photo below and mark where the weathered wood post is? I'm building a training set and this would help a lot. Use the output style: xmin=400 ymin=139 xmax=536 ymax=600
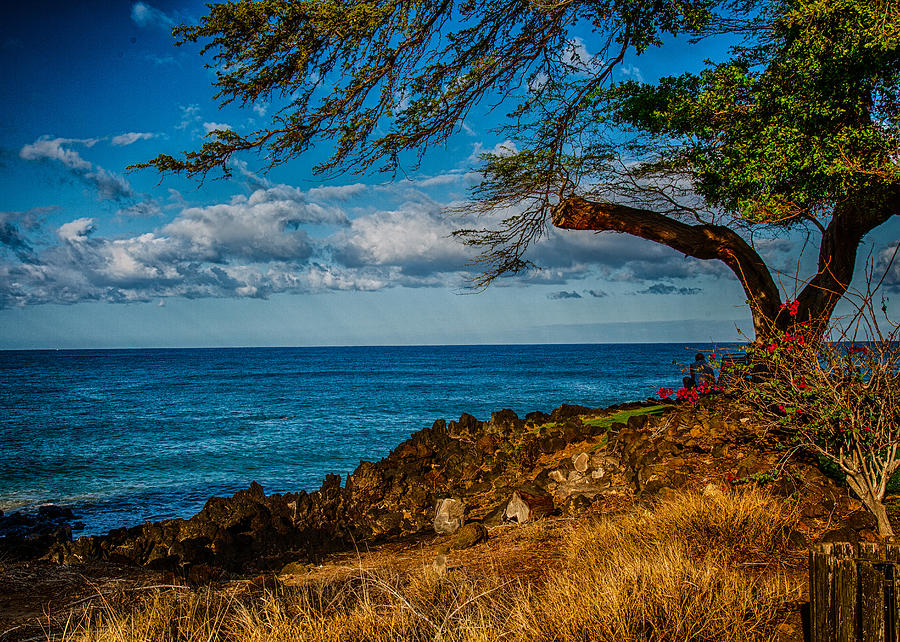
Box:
xmin=809 ymin=542 xmax=900 ymax=641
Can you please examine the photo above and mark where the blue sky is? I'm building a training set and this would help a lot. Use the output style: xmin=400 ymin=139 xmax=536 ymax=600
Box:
xmin=1 ymin=1 xmax=897 ymax=349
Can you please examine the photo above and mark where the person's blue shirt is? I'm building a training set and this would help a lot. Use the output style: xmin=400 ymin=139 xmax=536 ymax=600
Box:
xmin=690 ymin=354 xmax=716 ymax=386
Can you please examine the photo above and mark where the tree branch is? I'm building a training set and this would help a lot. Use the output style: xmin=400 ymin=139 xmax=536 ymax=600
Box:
xmin=552 ymin=195 xmax=781 ymax=338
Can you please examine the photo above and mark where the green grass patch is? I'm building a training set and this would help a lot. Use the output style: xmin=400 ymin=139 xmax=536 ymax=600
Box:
xmin=582 ymin=405 xmax=669 ymax=430
xmin=526 ymin=421 xmax=559 ymax=435
xmin=590 ymin=433 xmax=610 ymax=451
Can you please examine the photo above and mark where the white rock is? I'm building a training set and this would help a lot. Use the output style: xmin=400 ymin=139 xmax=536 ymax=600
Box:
xmin=433 ymin=498 xmax=465 ymax=534
xmin=549 ymin=469 xmax=567 ymax=484
xmin=567 ymin=470 xmax=585 ymax=483
xmin=572 ymin=452 xmax=590 ymax=473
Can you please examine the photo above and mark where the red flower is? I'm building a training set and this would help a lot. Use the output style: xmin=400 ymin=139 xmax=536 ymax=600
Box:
xmin=767 ymin=343 xmax=777 ymax=353
xmin=658 ymin=387 xmax=673 ymax=399
xmin=848 ymin=345 xmax=869 ymax=355
xmin=790 ymin=300 xmax=799 ymax=316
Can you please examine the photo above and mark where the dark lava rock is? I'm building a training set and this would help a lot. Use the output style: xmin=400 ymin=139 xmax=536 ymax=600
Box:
xmin=525 ymin=411 xmax=550 ymax=424
xmin=38 ymin=505 xmax=74 ymax=520
xmin=43 ymin=401 xmax=675 ymax=573
xmin=450 ymin=523 xmax=488 ymax=550
xmin=821 ymin=526 xmax=859 ymax=546
xmin=550 ymin=404 xmax=594 ymax=421
xmin=847 ymin=510 xmax=877 ymax=531
xmin=0 ymin=504 xmax=78 ymax=561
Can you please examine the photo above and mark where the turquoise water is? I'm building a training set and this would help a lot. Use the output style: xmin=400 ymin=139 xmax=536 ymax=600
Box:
xmin=0 ymin=344 xmax=722 ymax=534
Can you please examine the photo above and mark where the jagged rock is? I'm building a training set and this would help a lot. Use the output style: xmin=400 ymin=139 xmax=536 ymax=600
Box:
xmin=434 ymin=498 xmax=465 ymax=534
xmin=187 ymin=564 xmax=222 ymax=585
xmin=736 ymin=455 xmax=761 ymax=478
xmin=847 ymin=510 xmax=877 ymax=531
xmin=540 ymin=436 xmax=566 ymax=454
xmin=476 ymin=434 xmax=498 ymax=454
xmin=504 ymin=489 xmax=553 ymax=523
xmin=38 ymin=505 xmax=74 ymax=520
xmin=549 ymin=469 xmax=567 ymax=484
xmin=550 ymin=404 xmax=594 ymax=421
xmin=44 ymin=400 xmax=816 ymax=576
xmin=641 ymin=479 xmax=670 ymax=496
xmin=626 ymin=414 xmax=649 ymax=430
xmin=802 ymin=503 xmax=826 ymax=519
xmin=486 ymin=409 xmax=524 ymax=435
xmin=821 ymin=526 xmax=859 ymax=545
xmin=451 ymin=523 xmax=488 ymax=550
xmin=563 ymin=494 xmax=592 ymax=515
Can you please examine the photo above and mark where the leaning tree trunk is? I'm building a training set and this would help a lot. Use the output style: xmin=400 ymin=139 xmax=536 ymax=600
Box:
xmin=552 ymin=193 xmax=896 ymax=342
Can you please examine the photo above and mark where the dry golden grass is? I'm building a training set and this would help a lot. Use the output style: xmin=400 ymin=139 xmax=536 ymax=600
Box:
xmin=59 ymin=487 xmax=801 ymax=642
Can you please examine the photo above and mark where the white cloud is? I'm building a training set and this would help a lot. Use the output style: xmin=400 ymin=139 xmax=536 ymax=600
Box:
xmin=144 ymin=53 xmax=177 ymax=66
xmin=562 ymin=38 xmax=603 ymax=74
xmin=203 ymin=121 xmax=233 ymax=134
xmin=330 ymin=202 xmax=473 ymax=278
xmin=111 ymin=132 xmax=157 ymax=146
xmin=632 ymin=283 xmax=702 ymax=296
xmin=58 ymin=218 xmax=96 ymax=243
xmin=468 ymin=140 xmax=518 ymax=165
xmin=160 ymin=191 xmax=327 ymax=263
xmin=131 ymin=2 xmax=175 ymax=30
xmin=20 ymin=137 xmax=94 ymax=170
xmin=528 ymin=71 xmax=549 ymax=93
xmin=307 ymin=183 xmax=368 ymax=201
xmin=176 ymin=104 xmax=201 ymax=130
xmin=20 ymin=136 xmax=135 ymax=201
xmin=877 ymin=241 xmax=900 ymax=291
xmin=0 ymin=167 xmax=743 ymax=308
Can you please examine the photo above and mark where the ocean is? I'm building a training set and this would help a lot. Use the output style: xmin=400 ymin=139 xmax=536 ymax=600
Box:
xmin=0 ymin=343 xmax=723 ymax=535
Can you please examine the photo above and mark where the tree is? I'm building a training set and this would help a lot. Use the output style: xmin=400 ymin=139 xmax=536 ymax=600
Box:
xmin=138 ymin=0 xmax=900 ymax=341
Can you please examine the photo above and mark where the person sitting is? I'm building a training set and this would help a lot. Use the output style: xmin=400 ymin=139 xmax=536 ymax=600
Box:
xmin=689 ymin=353 xmax=716 ymax=387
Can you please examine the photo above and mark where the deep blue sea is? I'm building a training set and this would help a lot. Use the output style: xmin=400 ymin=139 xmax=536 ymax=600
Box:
xmin=0 ymin=344 xmax=722 ymax=535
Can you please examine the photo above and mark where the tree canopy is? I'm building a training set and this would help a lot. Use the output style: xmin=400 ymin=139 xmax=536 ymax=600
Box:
xmin=139 ymin=0 xmax=900 ymax=340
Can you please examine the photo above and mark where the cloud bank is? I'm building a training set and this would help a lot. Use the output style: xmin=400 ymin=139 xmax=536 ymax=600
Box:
xmin=1 ymin=159 xmax=739 ymax=308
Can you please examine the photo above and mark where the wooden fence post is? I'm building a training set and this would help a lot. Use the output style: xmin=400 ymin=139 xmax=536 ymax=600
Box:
xmin=809 ymin=542 xmax=900 ymax=642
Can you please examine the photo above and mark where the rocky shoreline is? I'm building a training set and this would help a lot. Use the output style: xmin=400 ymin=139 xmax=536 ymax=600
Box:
xmin=1 ymin=395 xmax=878 ymax=583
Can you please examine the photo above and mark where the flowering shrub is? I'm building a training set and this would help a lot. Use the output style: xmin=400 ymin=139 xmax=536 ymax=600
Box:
xmin=658 ymin=380 xmax=723 ymax=405
xmin=730 ymin=304 xmax=900 ymax=537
